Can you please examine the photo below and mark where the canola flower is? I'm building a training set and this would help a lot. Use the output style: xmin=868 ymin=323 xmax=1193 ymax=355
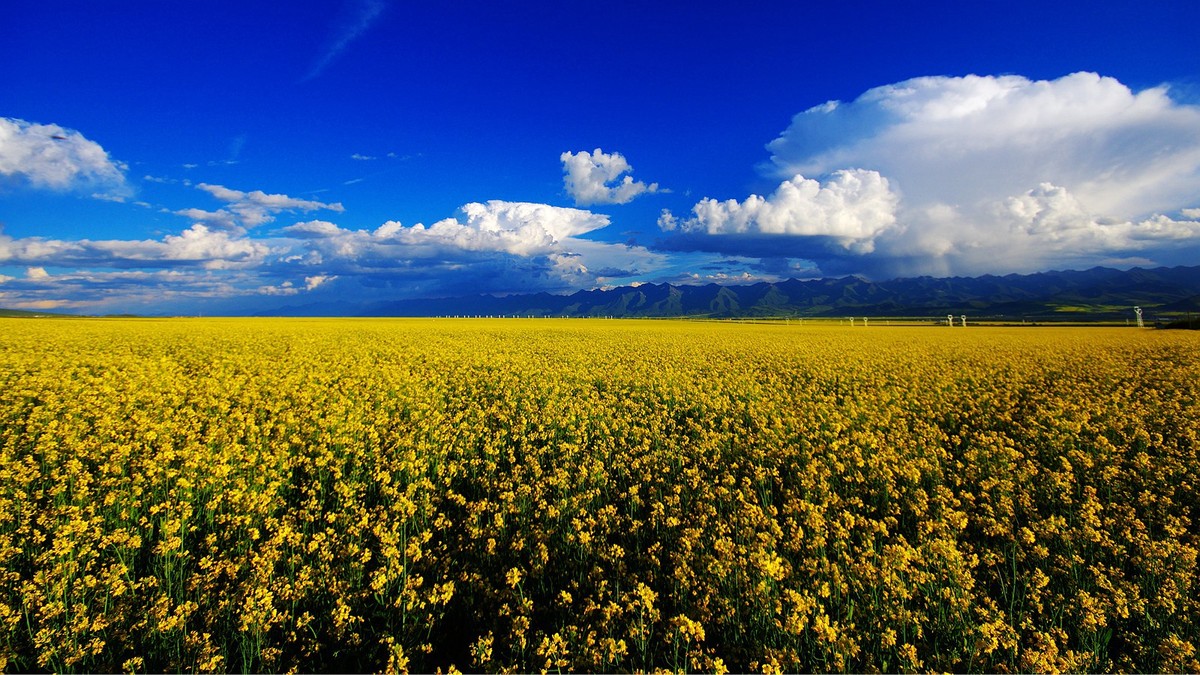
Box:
xmin=0 ymin=317 xmax=1197 ymax=673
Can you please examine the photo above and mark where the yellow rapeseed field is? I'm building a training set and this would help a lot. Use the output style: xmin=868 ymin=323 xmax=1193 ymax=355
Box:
xmin=1 ymin=317 xmax=1197 ymax=673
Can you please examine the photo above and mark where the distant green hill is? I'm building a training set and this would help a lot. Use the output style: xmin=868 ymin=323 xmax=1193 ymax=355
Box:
xmin=0 ymin=308 xmax=74 ymax=318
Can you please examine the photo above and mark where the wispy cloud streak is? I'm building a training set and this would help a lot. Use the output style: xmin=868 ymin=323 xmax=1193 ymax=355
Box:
xmin=302 ymin=0 xmax=387 ymax=82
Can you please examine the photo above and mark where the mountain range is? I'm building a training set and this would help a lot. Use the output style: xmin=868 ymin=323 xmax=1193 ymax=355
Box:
xmin=268 ymin=265 xmax=1200 ymax=321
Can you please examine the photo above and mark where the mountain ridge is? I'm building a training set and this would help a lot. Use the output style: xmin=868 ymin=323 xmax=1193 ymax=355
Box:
xmin=263 ymin=264 xmax=1200 ymax=320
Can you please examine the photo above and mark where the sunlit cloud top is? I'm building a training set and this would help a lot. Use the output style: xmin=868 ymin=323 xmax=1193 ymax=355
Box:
xmin=661 ymin=73 xmax=1200 ymax=278
xmin=0 ymin=117 xmax=128 ymax=197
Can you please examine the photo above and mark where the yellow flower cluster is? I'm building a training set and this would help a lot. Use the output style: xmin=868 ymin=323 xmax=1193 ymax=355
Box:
xmin=1 ymin=317 xmax=1198 ymax=673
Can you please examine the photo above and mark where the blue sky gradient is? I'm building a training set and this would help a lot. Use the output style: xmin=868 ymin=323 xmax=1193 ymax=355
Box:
xmin=2 ymin=1 xmax=1199 ymax=314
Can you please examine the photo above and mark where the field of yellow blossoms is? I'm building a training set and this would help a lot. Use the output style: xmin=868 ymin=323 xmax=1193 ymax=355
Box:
xmin=1 ymin=317 xmax=1198 ymax=673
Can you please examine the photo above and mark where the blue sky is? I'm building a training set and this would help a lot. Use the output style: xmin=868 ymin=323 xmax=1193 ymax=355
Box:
xmin=2 ymin=1 xmax=1199 ymax=314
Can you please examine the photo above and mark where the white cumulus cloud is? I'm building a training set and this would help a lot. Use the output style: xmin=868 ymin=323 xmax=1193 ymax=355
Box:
xmin=279 ymin=201 xmax=610 ymax=266
xmin=0 ymin=195 xmax=672 ymax=310
xmin=184 ymin=183 xmax=345 ymax=231
xmin=960 ymin=183 xmax=1200 ymax=272
xmin=174 ymin=208 xmax=241 ymax=232
xmin=372 ymin=200 xmax=611 ymax=256
xmin=304 ymin=274 xmax=336 ymax=291
xmin=276 ymin=200 xmax=665 ymax=295
xmin=561 ymin=148 xmax=660 ymax=206
xmin=659 ymin=169 xmax=899 ymax=253
xmin=767 ymin=72 xmax=1200 ymax=220
xmin=0 ymin=117 xmax=128 ymax=195
xmin=0 ymin=224 xmax=271 ymax=270
xmin=666 ymin=72 xmax=1200 ymax=277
